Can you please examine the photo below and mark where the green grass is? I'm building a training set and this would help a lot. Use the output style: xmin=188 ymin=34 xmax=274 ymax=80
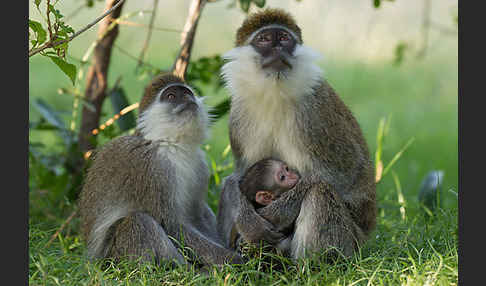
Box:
xmin=29 ymin=204 xmax=457 ymax=285
xmin=29 ymin=33 xmax=457 ymax=285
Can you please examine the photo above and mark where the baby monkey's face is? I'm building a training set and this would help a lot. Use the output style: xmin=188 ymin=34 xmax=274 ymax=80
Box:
xmin=255 ymin=161 xmax=300 ymax=206
xmin=270 ymin=161 xmax=300 ymax=193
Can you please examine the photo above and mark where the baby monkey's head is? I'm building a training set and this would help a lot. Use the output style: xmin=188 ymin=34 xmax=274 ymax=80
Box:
xmin=239 ymin=158 xmax=300 ymax=208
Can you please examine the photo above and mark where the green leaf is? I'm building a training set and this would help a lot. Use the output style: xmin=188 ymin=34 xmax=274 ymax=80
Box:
xmin=382 ymin=137 xmax=415 ymax=177
xmin=393 ymin=42 xmax=408 ymax=66
xmin=374 ymin=0 xmax=380 ymax=8
xmin=32 ymin=98 xmax=66 ymax=130
xmin=48 ymin=56 xmax=77 ymax=85
xmin=209 ymin=97 xmax=231 ymax=122
xmin=34 ymin=0 xmax=42 ymax=8
xmin=29 ymin=120 xmax=61 ymax=131
xmin=252 ymin=0 xmax=265 ymax=8
xmin=59 ymin=21 xmax=75 ymax=35
xmin=109 ymin=87 xmax=137 ymax=132
xmin=48 ymin=4 xmax=64 ymax=19
xmin=29 ymin=19 xmax=47 ymax=46
xmin=240 ymin=0 xmax=251 ymax=12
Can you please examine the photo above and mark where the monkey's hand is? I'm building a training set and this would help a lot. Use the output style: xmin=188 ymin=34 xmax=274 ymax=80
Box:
xmin=235 ymin=191 xmax=286 ymax=245
xmin=257 ymin=176 xmax=312 ymax=232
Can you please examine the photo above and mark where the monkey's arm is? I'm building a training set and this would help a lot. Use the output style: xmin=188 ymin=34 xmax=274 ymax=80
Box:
xmin=256 ymin=175 xmax=315 ymax=232
xmin=218 ymin=173 xmax=286 ymax=245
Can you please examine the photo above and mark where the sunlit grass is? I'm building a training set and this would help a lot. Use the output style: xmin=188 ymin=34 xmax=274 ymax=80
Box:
xmin=29 ymin=201 xmax=458 ymax=285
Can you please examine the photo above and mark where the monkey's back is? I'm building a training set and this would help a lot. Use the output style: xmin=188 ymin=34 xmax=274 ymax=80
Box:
xmin=295 ymin=80 xmax=376 ymax=235
xmin=79 ymin=135 xmax=170 ymax=243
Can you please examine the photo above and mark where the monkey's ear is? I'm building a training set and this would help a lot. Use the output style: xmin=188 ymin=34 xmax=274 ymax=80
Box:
xmin=255 ymin=190 xmax=274 ymax=206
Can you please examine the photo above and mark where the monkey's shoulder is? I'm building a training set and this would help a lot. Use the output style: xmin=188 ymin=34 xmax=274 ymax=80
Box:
xmin=88 ymin=135 xmax=158 ymax=170
xmin=307 ymin=80 xmax=363 ymax=129
xmin=98 ymin=134 xmax=153 ymax=154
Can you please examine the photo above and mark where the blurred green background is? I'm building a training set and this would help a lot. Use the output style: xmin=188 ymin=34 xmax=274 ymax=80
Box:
xmin=29 ymin=0 xmax=458 ymax=210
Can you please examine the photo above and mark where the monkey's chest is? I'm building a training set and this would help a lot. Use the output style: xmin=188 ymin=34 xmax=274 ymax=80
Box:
xmin=157 ymin=147 xmax=209 ymax=211
xmin=233 ymin=102 xmax=312 ymax=173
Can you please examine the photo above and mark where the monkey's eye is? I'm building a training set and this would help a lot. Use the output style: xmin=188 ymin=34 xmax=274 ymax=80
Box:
xmin=280 ymin=174 xmax=286 ymax=181
xmin=284 ymin=165 xmax=289 ymax=172
xmin=257 ymin=33 xmax=272 ymax=44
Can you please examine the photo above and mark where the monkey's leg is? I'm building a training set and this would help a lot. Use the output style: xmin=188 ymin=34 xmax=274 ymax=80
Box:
xmin=197 ymin=203 xmax=225 ymax=246
xmin=291 ymin=184 xmax=366 ymax=260
xmin=107 ymin=212 xmax=187 ymax=265
xmin=176 ymin=224 xmax=245 ymax=265
xmin=217 ymin=174 xmax=242 ymax=248
xmin=218 ymin=174 xmax=286 ymax=246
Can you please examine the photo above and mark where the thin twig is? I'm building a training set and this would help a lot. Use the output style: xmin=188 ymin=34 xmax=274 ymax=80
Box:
xmin=90 ymin=102 xmax=140 ymax=135
xmin=29 ymin=0 xmax=126 ymax=57
xmin=137 ymin=0 xmax=159 ymax=70
xmin=113 ymin=44 xmax=161 ymax=70
xmin=46 ymin=209 xmax=78 ymax=247
xmin=109 ymin=19 xmax=182 ymax=33
xmin=46 ymin=0 xmax=53 ymax=40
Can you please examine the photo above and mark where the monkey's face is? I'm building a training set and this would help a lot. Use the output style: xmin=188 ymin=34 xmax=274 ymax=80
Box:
xmin=273 ymin=162 xmax=300 ymax=190
xmin=159 ymin=84 xmax=199 ymax=116
xmin=137 ymin=83 xmax=209 ymax=144
xmin=250 ymin=27 xmax=297 ymax=73
xmin=269 ymin=161 xmax=300 ymax=197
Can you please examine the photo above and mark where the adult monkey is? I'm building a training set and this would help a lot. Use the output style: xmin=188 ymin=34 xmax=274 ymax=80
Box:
xmin=217 ymin=8 xmax=377 ymax=259
xmin=79 ymin=74 xmax=243 ymax=266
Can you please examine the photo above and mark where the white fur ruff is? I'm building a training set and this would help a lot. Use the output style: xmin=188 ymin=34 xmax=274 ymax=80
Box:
xmin=221 ymin=45 xmax=323 ymax=173
xmin=137 ymin=94 xmax=210 ymax=217
xmin=137 ymin=95 xmax=209 ymax=146
xmin=157 ymin=144 xmax=208 ymax=216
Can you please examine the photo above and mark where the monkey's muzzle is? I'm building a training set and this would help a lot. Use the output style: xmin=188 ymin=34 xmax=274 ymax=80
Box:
xmin=261 ymin=51 xmax=293 ymax=72
xmin=173 ymin=101 xmax=198 ymax=114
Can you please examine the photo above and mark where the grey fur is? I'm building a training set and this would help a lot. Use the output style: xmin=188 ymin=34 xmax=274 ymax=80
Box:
xmin=79 ymin=79 xmax=242 ymax=266
xmin=218 ymin=78 xmax=376 ymax=259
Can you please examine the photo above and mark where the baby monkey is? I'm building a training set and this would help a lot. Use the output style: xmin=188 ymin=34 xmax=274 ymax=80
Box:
xmin=239 ymin=158 xmax=300 ymax=209
xmin=232 ymin=158 xmax=300 ymax=255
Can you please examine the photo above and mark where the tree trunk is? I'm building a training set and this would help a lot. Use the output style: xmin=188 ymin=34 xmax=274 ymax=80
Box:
xmin=78 ymin=0 xmax=125 ymax=154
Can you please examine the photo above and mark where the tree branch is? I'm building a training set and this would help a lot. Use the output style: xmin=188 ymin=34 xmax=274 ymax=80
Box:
xmin=77 ymin=0 xmax=125 ymax=155
xmin=28 ymin=0 xmax=126 ymax=57
xmin=172 ymin=0 xmax=208 ymax=79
